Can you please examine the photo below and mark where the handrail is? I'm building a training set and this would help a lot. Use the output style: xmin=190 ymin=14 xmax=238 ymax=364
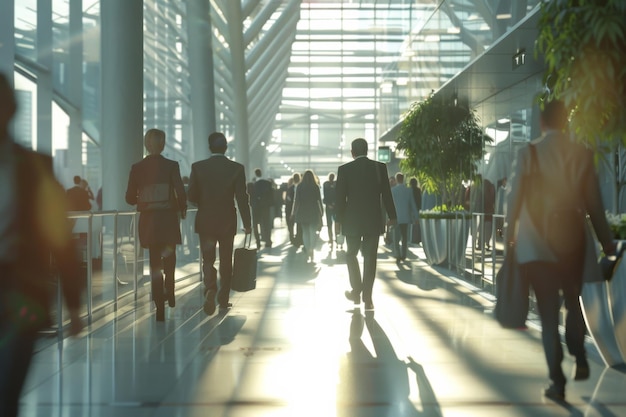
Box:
xmin=53 ymin=209 xmax=200 ymax=336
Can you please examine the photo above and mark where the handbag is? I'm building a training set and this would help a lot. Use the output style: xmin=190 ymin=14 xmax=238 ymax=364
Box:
xmin=231 ymin=233 xmax=257 ymax=292
xmin=137 ymin=182 xmax=173 ymax=211
xmin=494 ymin=248 xmax=529 ymax=328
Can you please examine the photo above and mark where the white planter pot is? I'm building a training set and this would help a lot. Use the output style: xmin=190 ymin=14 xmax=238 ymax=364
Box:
xmin=580 ymin=246 xmax=626 ymax=367
xmin=420 ymin=217 xmax=447 ymax=265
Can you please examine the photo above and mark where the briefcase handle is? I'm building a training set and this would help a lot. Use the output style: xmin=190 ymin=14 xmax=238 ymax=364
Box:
xmin=242 ymin=232 xmax=252 ymax=248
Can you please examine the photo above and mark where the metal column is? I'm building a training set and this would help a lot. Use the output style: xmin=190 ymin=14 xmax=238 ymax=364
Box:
xmin=186 ymin=0 xmax=216 ymax=161
xmin=100 ymin=0 xmax=144 ymax=211
xmin=0 ymin=2 xmax=14 ymax=77
xmin=67 ymin=0 xmax=84 ymax=178
xmin=37 ymin=0 xmax=53 ymax=155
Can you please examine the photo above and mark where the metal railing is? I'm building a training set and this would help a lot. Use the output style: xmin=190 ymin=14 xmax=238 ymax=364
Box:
xmin=51 ymin=209 xmax=201 ymax=335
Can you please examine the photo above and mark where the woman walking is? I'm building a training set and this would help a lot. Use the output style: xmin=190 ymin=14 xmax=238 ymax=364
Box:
xmin=292 ymin=169 xmax=323 ymax=263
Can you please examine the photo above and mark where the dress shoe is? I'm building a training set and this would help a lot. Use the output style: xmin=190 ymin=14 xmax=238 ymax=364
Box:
xmin=167 ymin=292 xmax=176 ymax=308
xmin=574 ymin=357 xmax=590 ymax=380
xmin=219 ymin=302 xmax=233 ymax=310
xmin=543 ymin=384 xmax=565 ymax=401
xmin=165 ymin=276 xmax=175 ymax=307
xmin=203 ymin=290 xmax=216 ymax=315
xmin=364 ymin=301 xmax=374 ymax=310
xmin=344 ymin=290 xmax=360 ymax=305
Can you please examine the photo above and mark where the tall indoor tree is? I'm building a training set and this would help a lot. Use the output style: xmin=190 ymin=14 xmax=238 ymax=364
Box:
xmin=536 ymin=0 xmax=626 ymax=148
xmin=396 ymin=95 xmax=486 ymax=209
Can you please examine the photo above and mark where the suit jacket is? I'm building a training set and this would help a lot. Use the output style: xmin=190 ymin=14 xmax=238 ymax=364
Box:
xmin=125 ymin=155 xmax=186 ymax=247
xmin=3 ymin=144 xmax=84 ymax=328
xmin=391 ymin=184 xmax=419 ymax=225
xmin=187 ymin=154 xmax=251 ymax=236
xmin=335 ymin=156 xmax=397 ymax=236
xmin=505 ymin=130 xmax=613 ymax=265
xmin=323 ymin=180 xmax=336 ymax=207
xmin=66 ymin=185 xmax=91 ymax=211
xmin=252 ymin=178 xmax=273 ymax=209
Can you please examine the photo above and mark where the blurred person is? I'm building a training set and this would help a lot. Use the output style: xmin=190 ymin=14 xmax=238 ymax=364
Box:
xmin=66 ymin=175 xmax=91 ymax=211
xmin=0 ymin=72 xmax=85 ymax=417
xmin=292 ymin=169 xmax=323 ymax=263
xmin=286 ymin=172 xmax=303 ymax=246
xmin=251 ymin=168 xmax=273 ymax=249
xmin=323 ymin=172 xmax=337 ymax=247
xmin=96 ymin=186 xmax=103 ymax=211
xmin=409 ymin=177 xmax=422 ymax=244
xmin=188 ymin=132 xmax=252 ymax=315
xmin=465 ymin=174 xmax=495 ymax=250
xmin=390 ymin=173 xmax=419 ymax=262
xmin=126 ymin=128 xmax=187 ymax=321
xmin=505 ymin=99 xmax=616 ymax=401
xmin=80 ymin=178 xmax=95 ymax=202
xmin=181 ymin=175 xmax=198 ymax=258
xmin=336 ymin=138 xmax=397 ymax=310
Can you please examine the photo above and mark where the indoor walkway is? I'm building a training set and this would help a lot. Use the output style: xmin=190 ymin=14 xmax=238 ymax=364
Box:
xmin=20 ymin=225 xmax=626 ymax=417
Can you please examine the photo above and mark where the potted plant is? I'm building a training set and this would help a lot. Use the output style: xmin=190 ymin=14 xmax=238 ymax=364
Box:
xmin=396 ymin=95 xmax=488 ymax=266
xmin=419 ymin=204 xmax=471 ymax=266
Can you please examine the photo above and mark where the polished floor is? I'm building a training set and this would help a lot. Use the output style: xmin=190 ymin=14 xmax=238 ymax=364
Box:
xmin=21 ymin=225 xmax=626 ymax=416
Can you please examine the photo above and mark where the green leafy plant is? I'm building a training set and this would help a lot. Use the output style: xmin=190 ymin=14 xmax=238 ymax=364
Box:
xmin=420 ymin=205 xmax=470 ymax=219
xmin=606 ymin=211 xmax=626 ymax=240
xmin=396 ymin=95 xmax=488 ymax=208
xmin=536 ymin=1 xmax=626 ymax=148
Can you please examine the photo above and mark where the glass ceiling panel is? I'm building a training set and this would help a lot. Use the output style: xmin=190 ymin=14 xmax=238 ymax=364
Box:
xmin=267 ymin=0 xmax=540 ymax=177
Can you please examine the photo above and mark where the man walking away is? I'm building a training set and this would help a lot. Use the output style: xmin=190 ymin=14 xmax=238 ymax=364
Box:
xmin=188 ymin=132 xmax=252 ymax=315
xmin=335 ymin=138 xmax=397 ymax=310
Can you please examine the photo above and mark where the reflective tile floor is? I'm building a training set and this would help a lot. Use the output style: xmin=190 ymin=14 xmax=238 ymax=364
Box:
xmin=21 ymin=226 xmax=626 ymax=416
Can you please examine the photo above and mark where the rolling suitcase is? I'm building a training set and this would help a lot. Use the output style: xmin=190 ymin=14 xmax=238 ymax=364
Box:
xmin=231 ymin=233 xmax=257 ymax=292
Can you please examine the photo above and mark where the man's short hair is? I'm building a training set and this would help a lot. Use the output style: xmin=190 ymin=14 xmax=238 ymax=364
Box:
xmin=73 ymin=175 xmax=81 ymax=185
xmin=541 ymin=99 xmax=568 ymax=130
xmin=351 ymin=138 xmax=368 ymax=156
xmin=209 ymin=132 xmax=227 ymax=153
xmin=144 ymin=128 xmax=166 ymax=154
xmin=255 ymin=168 xmax=262 ymax=177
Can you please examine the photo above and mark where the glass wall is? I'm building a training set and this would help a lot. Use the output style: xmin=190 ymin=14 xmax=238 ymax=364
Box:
xmin=269 ymin=0 xmax=541 ymax=178
xmin=10 ymin=0 xmax=543 ymax=188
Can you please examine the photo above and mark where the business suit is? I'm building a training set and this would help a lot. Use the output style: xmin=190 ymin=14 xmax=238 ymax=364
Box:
xmin=0 ymin=143 xmax=84 ymax=417
xmin=505 ymin=128 xmax=614 ymax=397
xmin=336 ymin=155 xmax=396 ymax=307
xmin=126 ymin=153 xmax=187 ymax=315
xmin=66 ymin=184 xmax=92 ymax=211
xmin=322 ymin=176 xmax=337 ymax=246
xmin=252 ymin=177 xmax=274 ymax=248
xmin=391 ymin=182 xmax=419 ymax=261
xmin=188 ymin=153 xmax=252 ymax=309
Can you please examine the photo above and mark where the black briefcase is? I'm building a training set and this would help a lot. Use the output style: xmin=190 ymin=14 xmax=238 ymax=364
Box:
xmin=231 ymin=234 xmax=257 ymax=292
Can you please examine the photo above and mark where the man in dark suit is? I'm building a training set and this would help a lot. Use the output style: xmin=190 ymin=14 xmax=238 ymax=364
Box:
xmin=66 ymin=175 xmax=92 ymax=211
xmin=188 ymin=132 xmax=252 ymax=315
xmin=335 ymin=138 xmax=397 ymax=310
xmin=322 ymin=172 xmax=337 ymax=247
xmin=252 ymin=168 xmax=273 ymax=249
xmin=126 ymin=128 xmax=187 ymax=321
xmin=0 ymin=72 xmax=84 ymax=417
